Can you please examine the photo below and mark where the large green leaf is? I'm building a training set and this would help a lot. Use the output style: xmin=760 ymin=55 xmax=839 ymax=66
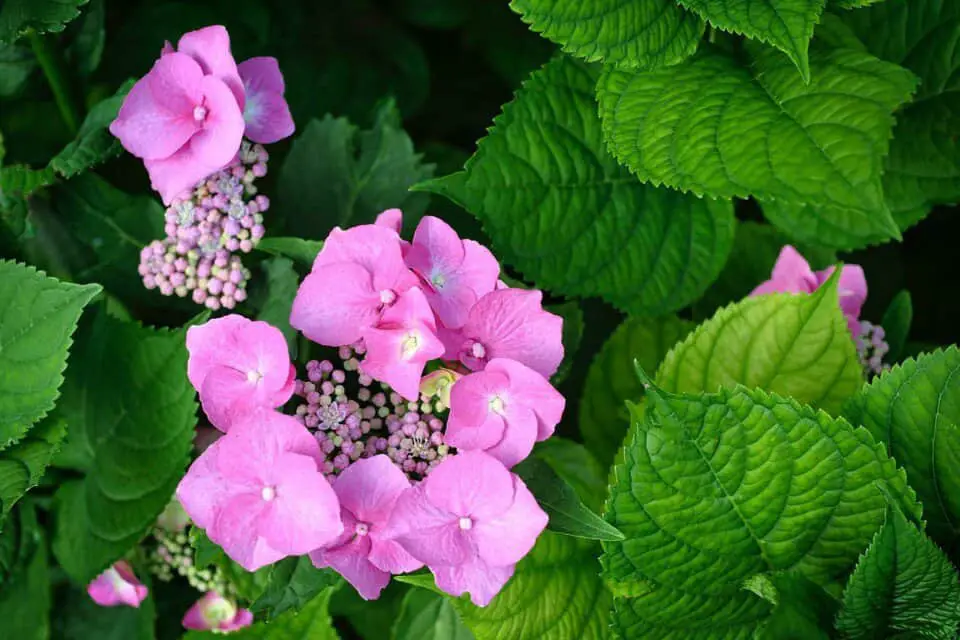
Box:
xmin=656 ymin=271 xmax=863 ymax=416
xmin=49 ymin=79 xmax=133 ymax=178
xmin=597 ymin=43 xmax=917 ymax=246
xmin=580 ymin=316 xmax=693 ymax=467
xmin=602 ymin=381 xmax=921 ymax=638
xmin=417 ymin=56 xmax=735 ymax=316
xmin=0 ymin=417 xmax=66 ymax=519
xmin=251 ymin=556 xmax=341 ymax=619
xmin=0 ymin=506 xmax=49 ymax=640
xmin=0 ymin=0 xmax=89 ymax=44
xmin=836 ymin=508 xmax=960 ymax=639
xmin=255 ymin=237 xmax=323 ymax=267
xmin=394 ymin=588 xmax=474 ymax=640
xmin=509 ymin=0 xmax=704 ymax=70
xmin=52 ymin=309 xmax=197 ymax=582
xmin=185 ymin=587 xmax=338 ymax=640
xmin=534 ymin=437 xmax=609 ymax=512
xmin=52 ymin=582 xmax=156 ymax=640
xmin=845 ymin=348 xmax=960 ymax=555
xmin=0 ymin=260 xmax=100 ymax=449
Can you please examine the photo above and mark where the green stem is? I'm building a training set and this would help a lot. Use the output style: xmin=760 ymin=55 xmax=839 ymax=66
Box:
xmin=27 ymin=29 xmax=82 ymax=136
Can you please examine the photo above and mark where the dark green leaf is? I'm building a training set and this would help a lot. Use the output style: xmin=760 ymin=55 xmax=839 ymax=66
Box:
xmin=0 ymin=417 xmax=65 ymax=519
xmin=0 ymin=0 xmax=89 ymax=44
xmin=0 ymin=42 xmax=35 ymax=97
xmin=393 ymin=588 xmax=474 ymax=640
xmin=49 ymin=79 xmax=133 ymax=178
xmin=185 ymin=585 xmax=338 ymax=640
xmin=251 ymin=556 xmax=341 ymax=619
xmin=255 ymin=257 xmax=299 ymax=352
xmin=0 ymin=504 xmax=50 ymax=640
xmin=546 ymin=300 xmax=582 ymax=385
xmin=256 ymin=237 xmax=323 ymax=267
xmin=880 ymin=290 xmax=912 ymax=363
xmin=52 ymin=581 xmax=155 ymax=640
xmin=65 ymin=0 xmax=103 ymax=76
xmin=533 ymin=437 xmax=608 ymax=512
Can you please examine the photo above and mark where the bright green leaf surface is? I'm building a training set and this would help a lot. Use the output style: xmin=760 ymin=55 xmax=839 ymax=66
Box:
xmin=0 ymin=417 xmax=65 ymax=518
xmin=256 ymin=237 xmax=323 ymax=267
xmin=0 ymin=0 xmax=89 ymax=44
xmin=185 ymin=587 xmax=338 ymax=640
xmin=251 ymin=556 xmax=341 ymax=619
xmin=393 ymin=588 xmax=474 ymax=640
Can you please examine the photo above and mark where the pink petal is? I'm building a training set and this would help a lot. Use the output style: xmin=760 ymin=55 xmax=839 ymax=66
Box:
xmin=311 ymin=226 xmax=418 ymax=295
xmin=389 ymin=486 xmax=474 ymax=566
xmin=199 ymin=365 xmax=262 ymax=431
xmin=238 ymin=57 xmax=294 ymax=144
xmin=290 ymin=262 xmax=381 ymax=347
xmin=360 ymin=324 xmax=445 ymax=400
xmin=181 ymin=596 xmax=211 ymax=630
xmin=188 ymin=75 xmax=246 ymax=169
xmin=215 ymin=410 xmax=323 ymax=480
xmin=223 ymin=609 xmax=254 ymax=631
xmin=818 ymin=264 xmax=867 ymax=333
xmin=176 ymin=438 xmax=228 ymax=531
xmin=238 ymin=57 xmax=284 ymax=94
xmin=472 ymin=476 xmax=548 ymax=566
xmin=368 ymin=537 xmax=423 ymax=574
xmin=445 ymin=369 xmax=510 ymax=450
xmin=177 ymin=25 xmax=244 ymax=108
xmin=312 ymin=536 xmax=391 ymax=600
xmin=490 ymin=358 xmax=565 ymax=441
xmin=144 ymin=145 xmax=226 ymax=205
xmin=210 ymin=492 xmax=284 ymax=571
xmin=432 ymin=558 xmax=514 ymax=607
xmin=332 ymin=455 xmax=411 ymax=525
xmin=407 ymin=215 xmax=466 ymax=280
xmin=375 ymin=208 xmax=403 ymax=234
xmin=87 ymin=561 xmax=148 ymax=608
xmin=481 ymin=404 xmax=538 ymax=469
xmin=423 ymin=451 xmax=514 ymax=521
xmin=186 ymin=315 xmax=249 ymax=391
xmin=751 ymin=245 xmax=818 ymax=296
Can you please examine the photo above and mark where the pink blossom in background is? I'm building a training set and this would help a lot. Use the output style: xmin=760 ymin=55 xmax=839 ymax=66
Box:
xmin=386 ymin=451 xmax=547 ymax=606
xmin=751 ymin=245 xmax=867 ymax=334
xmin=375 ymin=208 xmax=404 ymax=235
xmin=311 ymin=456 xmax=422 ymax=600
xmin=446 ymin=358 xmax=565 ymax=468
xmin=87 ymin=561 xmax=148 ymax=608
xmin=166 ymin=26 xmax=245 ymax=106
xmin=176 ymin=410 xmax=343 ymax=571
xmin=182 ymin=591 xmax=253 ymax=632
xmin=238 ymin=57 xmax=295 ymax=144
xmin=186 ymin=315 xmax=295 ymax=431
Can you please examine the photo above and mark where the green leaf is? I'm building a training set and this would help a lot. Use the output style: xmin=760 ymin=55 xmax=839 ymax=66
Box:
xmin=0 ymin=42 xmax=36 ymax=98
xmin=0 ymin=0 xmax=89 ymax=44
xmin=255 ymin=257 xmax=300 ymax=352
xmin=0 ymin=505 xmax=50 ymax=640
xmin=52 ymin=309 xmax=197 ymax=582
xmin=602 ymin=382 xmax=921 ymax=637
xmin=65 ymin=0 xmax=103 ymax=77
xmin=880 ymin=290 xmax=912 ymax=363
xmin=836 ymin=508 xmax=960 ymax=640
xmin=533 ymin=437 xmax=609 ymax=512
xmin=656 ymin=270 xmax=863 ymax=416
xmin=0 ymin=417 xmax=66 ymax=518
xmin=510 ymin=0 xmax=704 ymax=70
xmin=845 ymin=347 xmax=960 ymax=555
xmin=395 ymin=571 xmax=447 ymax=596
xmin=597 ymin=43 xmax=917 ymax=242
xmin=185 ymin=586 xmax=338 ymax=640
xmin=547 ymin=300 xmax=583 ymax=385
xmin=0 ymin=165 xmax=55 ymax=199
xmin=580 ymin=316 xmax=693 ymax=467
xmin=0 ymin=260 xmax=100 ymax=449
xmin=251 ymin=556 xmax=341 ymax=619
xmin=256 ymin=237 xmax=324 ymax=267
xmin=49 ymin=79 xmax=133 ymax=178
xmin=456 ymin=532 xmax=612 ymax=640
xmin=52 ymin=582 xmax=155 ymax=640
xmin=277 ymin=99 xmax=434 ymax=240
xmin=393 ymin=588 xmax=474 ymax=640
xmin=742 ymin=572 xmax=837 ymax=639
xmin=418 ymin=56 xmax=735 ymax=316
xmin=514 ymin=455 xmax=625 ymax=541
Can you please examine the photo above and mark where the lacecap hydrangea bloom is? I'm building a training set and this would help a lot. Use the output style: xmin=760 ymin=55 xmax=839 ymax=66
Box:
xmin=178 ymin=210 xmax=563 ymax=606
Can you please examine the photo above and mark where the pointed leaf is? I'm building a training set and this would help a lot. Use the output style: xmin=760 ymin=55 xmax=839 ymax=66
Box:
xmin=0 ymin=0 xmax=89 ymax=44
xmin=251 ymin=557 xmax=341 ymax=619
xmin=255 ymin=237 xmax=324 ymax=267
xmin=880 ymin=290 xmax=912 ymax=363
xmin=49 ymin=79 xmax=133 ymax=178
xmin=394 ymin=589 xmax=474 ymax=640
xmin=0 ymin=417 xmax=66 ymax=519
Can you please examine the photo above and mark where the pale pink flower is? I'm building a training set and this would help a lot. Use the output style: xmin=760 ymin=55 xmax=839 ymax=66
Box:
xmin=374 ymin=208 xmax=404 ymax=235
xmin=360 ymin=287 xmax=446 ymax=400
xmin=404 ymin=216 xmax=499 ymax=328
xmin=176 ymin=410 xmax=343 ymax=571
xmin=439 ymin=289 xmax=563 ymax=379
xmin=182 ymin=591 xmax=253 ymax=632
xmin=87 ymin=561 xmax=148 ymax=608
xmin=238 ymin=57 xmax=295 ymax=144
xmin=386 ymin=451 xmax=547 ymax=606
xmin=164 ymin=26 xmax=245 ymax=106
xmin=446 ymin=358 xmax=564 ymax=468
xmin=290 ymin=224 xmax=418 ymax=347
xmin=310 ymin=456 xmax=422 ymax=600
xmin=186 ymin=315 xmax=296 ymax=432
xmin=751 ymin=245 xmax=867 ymax=334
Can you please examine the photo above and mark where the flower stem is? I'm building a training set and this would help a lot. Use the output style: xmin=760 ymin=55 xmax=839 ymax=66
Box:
xmin=27 ymin=29 xmax=82 ymax=136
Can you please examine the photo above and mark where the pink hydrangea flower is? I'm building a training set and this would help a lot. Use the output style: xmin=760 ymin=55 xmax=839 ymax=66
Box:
xmin=163 ymin=26 xmax=245 ymax=106
xmin=87 ymin=561 xmax=148 ymax=608
xmin=751 ymin=245 xmax=867 ymax=334
xmin=176 ymin=410 xmax=343 ymax=571
xmin=386 ymin=451 xmax=547 ymax=606
xmin=238 ymin=57 xmax=295 ymax=144
xmin=446 ymin=358 xmax=565 ymax=468
xmin=404 ymin=216 xmax=500 ymax=328
xmin=186 ymin=315 xmax=296 ymax=432
xmin=290 ymin=224 xmax=418 ymax=347
xmin=375 ymin=208 xmax=404 ymax=235
xmin=182 ymin=591 xmax=253 ymax=632
xmin=360 ymin=287 xmax=446 ymax=401
xmin=310 ymin=456 xmax=422 ymax=600
xmin=440 ymin=289 xmax=563 ymax=379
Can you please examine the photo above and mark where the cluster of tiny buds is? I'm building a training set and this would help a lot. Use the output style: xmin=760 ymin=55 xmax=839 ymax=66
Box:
xmin=138 ymin=141 xmax=269 ymax=310
xmin=293 ymin=344 xmax=452 ymax=480
xmin=857 ymin=320 xmax=891 ymax=377
xmin=148 ymin=527 xmax=227 ymax=595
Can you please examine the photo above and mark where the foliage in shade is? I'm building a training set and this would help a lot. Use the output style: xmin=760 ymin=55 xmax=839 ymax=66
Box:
xmin=49 ymin=79 xmax=132 ymax=178
xmin=184 ymin=586 xmax=339 ymax=640
xmin=255 ymin=237 xmax=324 ymax=267
xmin=880 ymin=290 xmax=912 ymax=363
xmin=393 ymin=588 xmax=474 ymax=640
xmin=250 ymin=556 xmax=341 ymax=619
xmin=255 ymin=257 xmax=300 ymax=352
xmin=0 ymin=503 xmax=51 ymax=640
xmin=0 ymin=418 xmax=66 ymax=520
xmin=0 ymin=0 xmax=89 ymax=45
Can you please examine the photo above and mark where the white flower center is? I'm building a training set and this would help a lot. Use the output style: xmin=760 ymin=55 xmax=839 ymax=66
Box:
xmin=458 ymin=517 xmax=473 ymax=531
xmin=261 ymin=486 xmax=276 ymax=501
xmin=380 ymin=289 xmax=397 ymax=305
xmin=489 ymin=395 xmax=506 ymax=416
xmin=470 ymin=342 xmax=486 ymax=359
xmin=247 ymin=369 xmax=263 ymax=384
xmin=355 ymin=522 xmax=369 ymax=536
xmin=193 ymin=105 xmax=208 ymax=122
xmin=401 ymin=332 xmax=421 ymax=360
xmin=430 ymin=271 xmax=446 ymax=289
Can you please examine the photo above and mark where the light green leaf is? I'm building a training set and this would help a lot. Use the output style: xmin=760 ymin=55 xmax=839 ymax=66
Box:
xmin=395 ymin=571 xmax=446 ymax=596
xmin=845 ymin=347 xmax=960 ymax=554
xmin=185 ymin=587 xmax=339 ymax=640
xmin=417 ymin=56 xmax=735 ymax=316
xmin=0 ymin=417 xmax=66 ymax=518
xmin=52 ymin=309 xmax=196 ymax=582
xmin=0 ymin=260 xmax=100 ymax=449
xmin=597 ymin=43 xmax=917 ymax=241
xmin=49 ymin=79 xmax=133 ymax=178
xmin=457 ymin=532 xmax=612 ymax=640
xmin=657 ymin=270 xmax=863 ymax=415
xmin=255 ymin=257 xmax=299 ymax=352
xmin=0 ymin=165 xmax=55 ymax=199
xmin=0 ymin=0 xmax=89 ymax=44
xmin=880 ymin=290 xmax=912 ymax=363
xmin=758 ymin=198 xmax=903 ymax=252
xmin=602 ymin=382 xmax=921 ymax=637
xmin=393 ymin=588 xmax=474 ymax=640
xmin=836 ymin=508 xmax=960 ymax=640
xmin=256 ymin=237 xmax=323 ymax=267
xmin=510 ymin=0 xmax=704 ymax=70
xmin=0 ymin=506 xmax=50 ymax=640
xmin=580 ymin=316 xmax=693 ymax=467
xmin=251 ymin=556 xmax=341 ymax=619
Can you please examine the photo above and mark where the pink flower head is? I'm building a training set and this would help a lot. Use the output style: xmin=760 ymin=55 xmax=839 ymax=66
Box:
xmin=87 ymin=561 xmax=148 ymax=608
xmin=182 ymin=591 xmax=253 ymax=632
xmin=310 ymin=456 xmax=422 ymax=600
xmin=110 ymin=26 xmax=245 ymax=204
xmin=405 ymin=216 xmax=500 ymax=329
xmin=375 ymin=208 xmax=404 ymax=235
xmin=238 ymin=57 xmax=295 ymax=144
xmin=290 ymin=224 xmax=418 ymax=347
xmin=360 ymin=287 xmax=446 ymax=401
xmin=446 ymin=358 xmax=565 ymax=468
xmin=751 ymin=245 xmax=867 ymax=334
xmin=176 ymin=410 xmax=343 ymax=571
xmin=386 ymin=451 xmax=547 ymax=606
xmin=186 ymin=315 xmax=296 ymax=432
xmin=440 ymin=289 xmax=563 ymax=379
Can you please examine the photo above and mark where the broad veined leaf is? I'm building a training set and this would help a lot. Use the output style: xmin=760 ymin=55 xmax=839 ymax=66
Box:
xmin=597 ymin=42 xmax=917 ymax=242
xmin=184 ymin=586 xmax=338 ymax=640
xmin=0 ymin=261 xmax=100 ymax=449
xmin=836 ymin=508 xmax=960 ymax=639
xmin=0 ymin=0 xmax=89 ymax=45
xmin=417 ymin=56 xmax=735 ymax=316
xmin=656 ymin=270 xmax=863 ymax=415
xmin=393 ymin=588 xmax=474 ymax=640
xmin=580 ymin=315 xmax=694 ymax=467
xmin=49 ymin=79 xmax=133 ymax=178
xmin=250 ymin=556 xmax=341 ymax=619
xmin=0 ymin=417 xmax=66 ymax=519
xmin=509 ymin=0 xmax=704 ymax=70
xmin=52 ymin=309 xmax=197 ymax=582
xmin=0 ymin=165 xmax=55 ymax=200
xmin=255 ymin=237 xmax=323 ymax=267
xmin=602 ymin=380 xmax=921 ymax=638
xmin=534 ymin=437 xmax=609 ymax=512
xmin=845 ymin=348 xmax=960 ymax=555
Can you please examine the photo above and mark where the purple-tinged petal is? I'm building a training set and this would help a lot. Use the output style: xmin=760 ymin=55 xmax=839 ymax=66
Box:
xmin=238 ymin=57 xmax=295 ymax=144
xmin=423 ymin=451 xmax=514 ymax=521
xmin=312 ymin=536 xmax=391 ymax=600
xmin=432 ymin=558 xmax=514 ymax=607
xmin=445 ymin=369 xmax=510 ymax=451
xmin=473 ymin=476 xmax=547 ymax=566
xmin=388 ymin=486 xmax=473 ymax=566
xmin=176 ymin=25 xmax=244 ymax=107
xmin=290 ymin=262 xmax=381 ymax=347
xmin=87 ymin=561 xmax=149 ymax=608
xmin=188 ymin=75 xmax=246 ymax=169
xmin=375 ymin=208 xmax=403 ymax=234
xmin=368 ymin=537 xmax=423 ymax=575
xmin=490 ymin=358 xmax=565 ymax=442
xmin=143 ymin=145 xmax=227 ymax=205
xmin=332 ymin=455 xmax=411 ymax=525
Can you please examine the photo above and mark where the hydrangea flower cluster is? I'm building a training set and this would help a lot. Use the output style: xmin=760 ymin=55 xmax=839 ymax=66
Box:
xmin=176 ymin=211 xmax=565 ymax=606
